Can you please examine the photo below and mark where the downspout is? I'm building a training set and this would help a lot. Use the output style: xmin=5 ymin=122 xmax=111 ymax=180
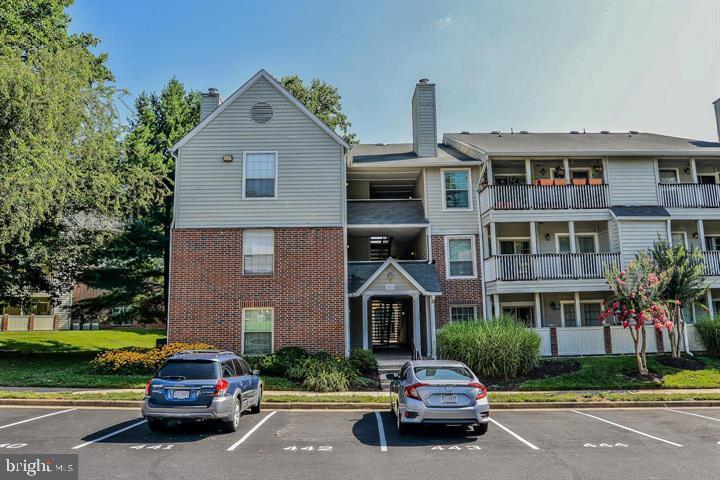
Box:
xmin=475 ymin=162 xmax=488 ymax=320
xmin=342 ymin=146 xmax=350 ymax=357
xmin=166 ymin=149 xmax=179 ymax=343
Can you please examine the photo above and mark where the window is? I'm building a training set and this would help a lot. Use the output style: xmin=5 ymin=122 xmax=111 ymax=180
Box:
xmin=502 ymin=305 xmax=534 ymax=327
xmin=556 ymin=234 xmax=597 ymax=254
xmin=659 ymin=169 xmax=679 ymax=185
xmin=442 ymin=169 xmax=471 ymax=210
xmin=672 ymin=232 xmax=688 ymax=248
xmin=222 ymin=361 xmax=236 ymax=378
xmin=499 ymin=239 xmax=531 ymax=255
xmin=231 ymin=359 xmax=246 ymax=376
xmin=244 ymin=152 xmax=277 ymax=198
xmin=570 ymin=169 xmax=591 ymax=180
xmin=243 ymin=308 xmax=273 ymax=355
xmin=157 ymin=360 xmax=219 ymax=380
xmin=446 ymin=236 xmax=476 ymax=278
xmin=561 ymin=301 xmax=603 ymax=327
xmin=450 ymin=306 xmax=477 ymax=322
xmin=243 ymin=230 xmax=274 ymax=274
xmin=414 ymin=366 xmax=473 ymax=381
xmin=706 ymin=236 xmax=720 ymax=251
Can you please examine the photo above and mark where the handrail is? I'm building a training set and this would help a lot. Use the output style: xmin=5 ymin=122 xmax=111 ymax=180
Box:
xmin=479 ymin=184 xmax=609 ymax=212
xmin=658 ymin=183 xmax=720 ymax=208
xmin=486 ymin=252 xmax=621 ymax=281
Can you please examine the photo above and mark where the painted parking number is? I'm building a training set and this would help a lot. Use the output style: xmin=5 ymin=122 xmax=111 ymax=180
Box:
xmin=584 ymin=443 xmax=628 ymax=448
xmin=284 ymin=446 xmax=333 ymax=452
xmin=130 ymin=444 xmax=175 ymax=450
xmin=431 ymin=445 xmax=482 ymax=451
xmin=0 ymin=443 xmax=27 ymax=449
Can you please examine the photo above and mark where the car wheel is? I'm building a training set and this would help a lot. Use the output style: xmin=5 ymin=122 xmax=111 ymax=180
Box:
xmin=473 ymin=423 xmax=489 ymax=436
xmin=396 ymin=404 xmax=409 ymax=434
xmin=220 ymin=399 xmax=241 ymax=433
xmin=147 ymin=418 xmax=167 ymax=432
xmin=250 ymin=389 xmax=262 ymax=414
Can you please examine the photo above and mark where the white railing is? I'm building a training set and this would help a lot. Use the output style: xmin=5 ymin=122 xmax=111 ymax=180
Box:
xmin=7 ymin=315 xmax=29 ymax=331
xmin=658 ymin=183 xmax=720 ymax=208
xmin=556 ymin=326 xmax=606 ymax=356
xmin=478 ymin=184 xmax=609 ymax=212
xmin=533 ymin=328 xmax=553 ymax=356
xmin=703 ymin=251 xmax=720 ymax=276
xmin=485 ymin=253 xmax=621 ymax=281
xmin=33 ymin=315 xmax=55 ymax=331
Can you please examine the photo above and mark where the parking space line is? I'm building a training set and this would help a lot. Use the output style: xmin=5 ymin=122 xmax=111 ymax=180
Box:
xmin=572 ymin=410 xmax=683 ymax=447
xmin=72 ymin=420 xmax=147 ymax=450
xmin=0 ymin=408 xmax=76 ymax=430
xmin=374 ymin=412 xmax=387 ymax=452
xmin=665 ymin=408 xmax=720 ymax=423
xmin=226 ymin=411 xmax=277 ymax=451
xmin=488 ymin=418 xmax=539 ymax=450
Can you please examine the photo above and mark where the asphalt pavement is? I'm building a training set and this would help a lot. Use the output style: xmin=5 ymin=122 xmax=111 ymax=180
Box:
xmin=0 ymin=405 xmax=718 ymax=479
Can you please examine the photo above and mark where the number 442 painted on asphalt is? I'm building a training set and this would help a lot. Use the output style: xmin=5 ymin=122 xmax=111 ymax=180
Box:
xmin=584 ymin=443 xmax=628 ymax=448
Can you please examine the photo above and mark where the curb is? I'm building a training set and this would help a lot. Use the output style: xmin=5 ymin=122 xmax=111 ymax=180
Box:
xmin=3 ymin=398 xmax=720 ymax=409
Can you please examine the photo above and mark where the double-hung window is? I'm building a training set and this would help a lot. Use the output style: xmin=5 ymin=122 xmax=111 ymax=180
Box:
xmin=243 ymin=308 xmax=273 ymax=354
xmin=446 ymin=236 xmax=476 ymax=278
xmin=450 ymin=306 xmax=477 ymax=322
xmin=244 ymin=152 xmax=277 ymax=198
xmin=243 ymin=230 xmax=274 ymax=275
xmin=659 ymin=169 xmax=679 ymax=185
xmin=442 ymin=169 xmax=471 ymax=210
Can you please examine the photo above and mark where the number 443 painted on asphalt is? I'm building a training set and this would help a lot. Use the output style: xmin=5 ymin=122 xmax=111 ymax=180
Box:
xmin=584 ymin=443 xmax=628 ymax=448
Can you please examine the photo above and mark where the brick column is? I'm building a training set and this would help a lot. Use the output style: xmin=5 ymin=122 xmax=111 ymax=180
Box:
xmin=27 ymin=314 xmax=35 ymax=331
xmin=655 ymin=328 xmax=664 ymax=352
xmin=550 ymin=326 xmax=559 ymax=357
xmin=1 ymin=314 xmax=8 ymax=331
xmin=603 ymin=325 xmax=612 ymax=354
xmin=53 ymin=313 xmax=61 ymax=330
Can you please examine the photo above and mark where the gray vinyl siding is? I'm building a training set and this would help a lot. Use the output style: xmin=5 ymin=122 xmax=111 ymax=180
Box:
xmin=607 ymin=158 xmax=659 ymax=206
xmin=608 ymin=220 xmax=621 ymax=252
xmin=618 ymin=220 xmax=667 ymax=265
xmin=175 ymin=77 xmax=344 ymax=228
xmin=425 ymin=166 xmax=479 ymax=235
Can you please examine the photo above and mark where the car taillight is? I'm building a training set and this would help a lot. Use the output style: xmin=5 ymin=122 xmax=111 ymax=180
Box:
xmin=404 ymin=383 xmax=426 ymax=401
xmin=214 ymin=378 xmax=229 ymax=397
xmin=469 ymin=382 xmax=488 ymax=400
xmin=145 ymin=381 xmax=152 ymax=396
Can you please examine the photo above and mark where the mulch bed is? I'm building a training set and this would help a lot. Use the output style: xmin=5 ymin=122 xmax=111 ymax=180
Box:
xmin=486 ymin=358 xmax=581 ymax=390
xmin=657 ymin=356 xmax=706 ymax=371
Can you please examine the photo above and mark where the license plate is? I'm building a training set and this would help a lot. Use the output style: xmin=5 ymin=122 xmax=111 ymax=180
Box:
xmin=440 ymin=394 xmax=457 ymax=404
xmin=173 ymin=390 xmax=190 ymax=399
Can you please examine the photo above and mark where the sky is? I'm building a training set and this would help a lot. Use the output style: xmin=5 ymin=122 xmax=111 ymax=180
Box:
xmin=69 ymin=0 xmax=720 ymax=143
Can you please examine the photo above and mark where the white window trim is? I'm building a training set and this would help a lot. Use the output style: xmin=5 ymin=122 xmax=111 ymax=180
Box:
xmin=554 ymin=233 xmax=598 ymax=253
xmin=497 ymin=237 xmax=531 ymax=255
xmin=671 ymin=231 xmax=689 ymax=248
xmin=658 ymin=167 xmax=680 ymax=185
xmin=560 ymin=299 xmax=604 ymax=327
xmin=243 ymin=229 xmax=275 ymax=275
xmin=698 ymin=172 xmax=720 ymax=184
xmin=444 ymin=235 xmax=477 ymax=279
xmin=241 ymin=307 xmax=274 ymax=355
xmin=242 ymin=151 xmax=279 ymax=200
xmin=441 ymin=168 xmax=473 ymax=212
xmin=449 ymin=305 xmax=478 ymax=322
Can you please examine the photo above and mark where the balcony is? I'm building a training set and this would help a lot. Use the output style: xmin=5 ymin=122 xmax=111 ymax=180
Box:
xmin=705 ymin=251 xmax=720 ymax=276
xmin=484 ymin=253 xmax=621 ymax=282
xmin=479 ymin=184 xmax=609 ymax=212
xmin=658 ymin=183 xmax=720 ymax=208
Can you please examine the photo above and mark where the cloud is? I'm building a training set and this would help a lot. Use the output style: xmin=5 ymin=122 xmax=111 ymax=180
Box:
xmin=436 ymin=15 xmax=453 ymax=29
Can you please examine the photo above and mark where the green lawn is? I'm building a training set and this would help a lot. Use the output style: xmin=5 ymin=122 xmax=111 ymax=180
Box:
xmin=0 ymin=329 xmax=166 ymax=353
xmin=516 ymin=355 xmax=720 ymax=391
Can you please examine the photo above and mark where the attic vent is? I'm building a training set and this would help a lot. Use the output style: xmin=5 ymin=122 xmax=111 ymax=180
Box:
xmin=250 ymin=102 xmax=273 ymax=123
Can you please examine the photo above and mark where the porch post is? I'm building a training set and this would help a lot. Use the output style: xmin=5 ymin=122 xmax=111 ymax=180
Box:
xmin=430 ymin=296 xmax=437 ymax=359
xmin=666 ymin=219 xmax=672 ymax=243
xmin=601 ymin=157 xmax=609 ymax=183
xmin=690 ymin=158 xmax=698 ymax=183
xmin=707 ymin=291 xmax=714 ymax=318
xmin=563 ymin=158 xmax=570 ymax=182
xmin=529 ymin=221 xmax=538 ymax=254
xmin=697 ymin=219 xmax=706 ymax=250
xmin=412 ymin=293 xmax=421 ymax=355
xmin=574 ymin=291 xmax=582 ymax=327
xmin=362 ymin=294 xmax=369 ymax=350
xmin=424 ymin=296 xmax=432 ymax=357
xmin=493 ymin=294 xmax=501 ymax=318
xmin=568 ymin=221 xmax=576 ymax=253
xmin=489 ymin=222 xmax=497 ymax=256
xmin=487 ymin=160 xmax=494 ymax=184
xmin=524 ymin=158 xmax=532 ymax=184
xmin=534 ymin=292 xmax=542 ymax=328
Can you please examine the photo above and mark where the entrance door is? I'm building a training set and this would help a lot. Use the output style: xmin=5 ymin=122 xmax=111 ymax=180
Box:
xmin=502 ymin=305 xmax=534 ymax=327
xmin=371 ymin=298 xmax=409 ymax=348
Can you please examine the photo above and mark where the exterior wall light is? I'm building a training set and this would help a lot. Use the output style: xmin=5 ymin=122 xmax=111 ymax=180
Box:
xmin=223 ymin=154 xmax=233 ymax=162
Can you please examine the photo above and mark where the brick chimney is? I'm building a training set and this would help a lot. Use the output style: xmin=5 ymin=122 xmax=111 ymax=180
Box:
xmin=200 ymin=88 xmax=221 ymax=122
xmin=412 ymin=79 xmax=438 ymax=157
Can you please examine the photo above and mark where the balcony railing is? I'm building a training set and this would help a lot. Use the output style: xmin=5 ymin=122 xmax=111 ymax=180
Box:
xmin=704 ymin=251 xmax=720 ymax=276
xmin=658 ymin=183 xmax=720 ymax=208
xmin=479 ymin=184 xmax=609 ymax=212
xmin=483 ymin=253 xmax=621 ymax=282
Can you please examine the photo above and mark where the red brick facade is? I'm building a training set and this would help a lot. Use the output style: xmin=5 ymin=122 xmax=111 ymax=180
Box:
xmin=168 ymin=227 xmax=345 ymax=354
xmin=431 ymin=234 xmax=484 ymax=327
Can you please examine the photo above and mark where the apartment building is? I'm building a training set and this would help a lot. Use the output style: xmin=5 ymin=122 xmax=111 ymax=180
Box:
xmin=167 ymin=69 xmax=720 ymax=357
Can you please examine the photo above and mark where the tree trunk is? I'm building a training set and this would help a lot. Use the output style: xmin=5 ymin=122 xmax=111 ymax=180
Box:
xmin=671 ymin=304 xmax=682 ymax=359
xmin=639 ymin=327 xmax=648 ymax=374
xmin=629 ymin=326 xmax=647 ymax=375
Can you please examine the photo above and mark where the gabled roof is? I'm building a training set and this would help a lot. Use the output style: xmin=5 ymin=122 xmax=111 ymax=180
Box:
xmin=347 ymin=200 xmax=428 ymax=225
xmin=444 ymin=132 xmax=720 ymax=157
xmin=610 ymin=206 xmax=670 ymax=219
xmin=348 ymin=258 xmax=442 ymax=296
xmin=171 ymin=69 xmax=350 ymax=152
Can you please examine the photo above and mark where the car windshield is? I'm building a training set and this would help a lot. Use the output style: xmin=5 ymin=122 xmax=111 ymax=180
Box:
xmin=157 ymin=360 xmax=219 ymax=380
xmin=414 ymin=366 xmax=473 ymax=381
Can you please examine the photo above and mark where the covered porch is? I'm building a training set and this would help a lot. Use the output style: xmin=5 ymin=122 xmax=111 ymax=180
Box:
xmin=348 ymin=258 xmax=441 ymax=358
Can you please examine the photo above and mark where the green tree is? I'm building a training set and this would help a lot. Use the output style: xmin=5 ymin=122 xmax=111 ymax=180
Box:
xmin=280 ymin=75 xmax=357 ymax=144
xmin=649 ymin=240 xmax=709 ymax=358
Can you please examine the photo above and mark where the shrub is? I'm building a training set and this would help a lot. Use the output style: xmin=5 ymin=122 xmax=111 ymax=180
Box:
xmin=244 ymin=347 xmax=310 ymax=377
xmin=91 ymin=342 xmax=215 ymax=375
xmin=696 ymin=316 xmax=720 ymax=356
xmin=437 ymin=316 xmax=541 ymax=379
xmin=302 ymin=368 xmax=350 ymax=392
xmin=287 ymin=352 xmax=359 ymax=392
xmin=349 ymin=349 xmax=378 ymax=374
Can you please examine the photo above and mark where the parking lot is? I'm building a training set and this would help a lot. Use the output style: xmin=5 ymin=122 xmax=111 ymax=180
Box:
xmin=0 ymin=405 xmax=719 ymax=479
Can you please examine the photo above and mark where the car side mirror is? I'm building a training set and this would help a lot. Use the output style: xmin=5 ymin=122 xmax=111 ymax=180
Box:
xmin=252 ymin=370 xmax=260 ymax=376
xmin=385 ymin=373 xmax=397 ymax=381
